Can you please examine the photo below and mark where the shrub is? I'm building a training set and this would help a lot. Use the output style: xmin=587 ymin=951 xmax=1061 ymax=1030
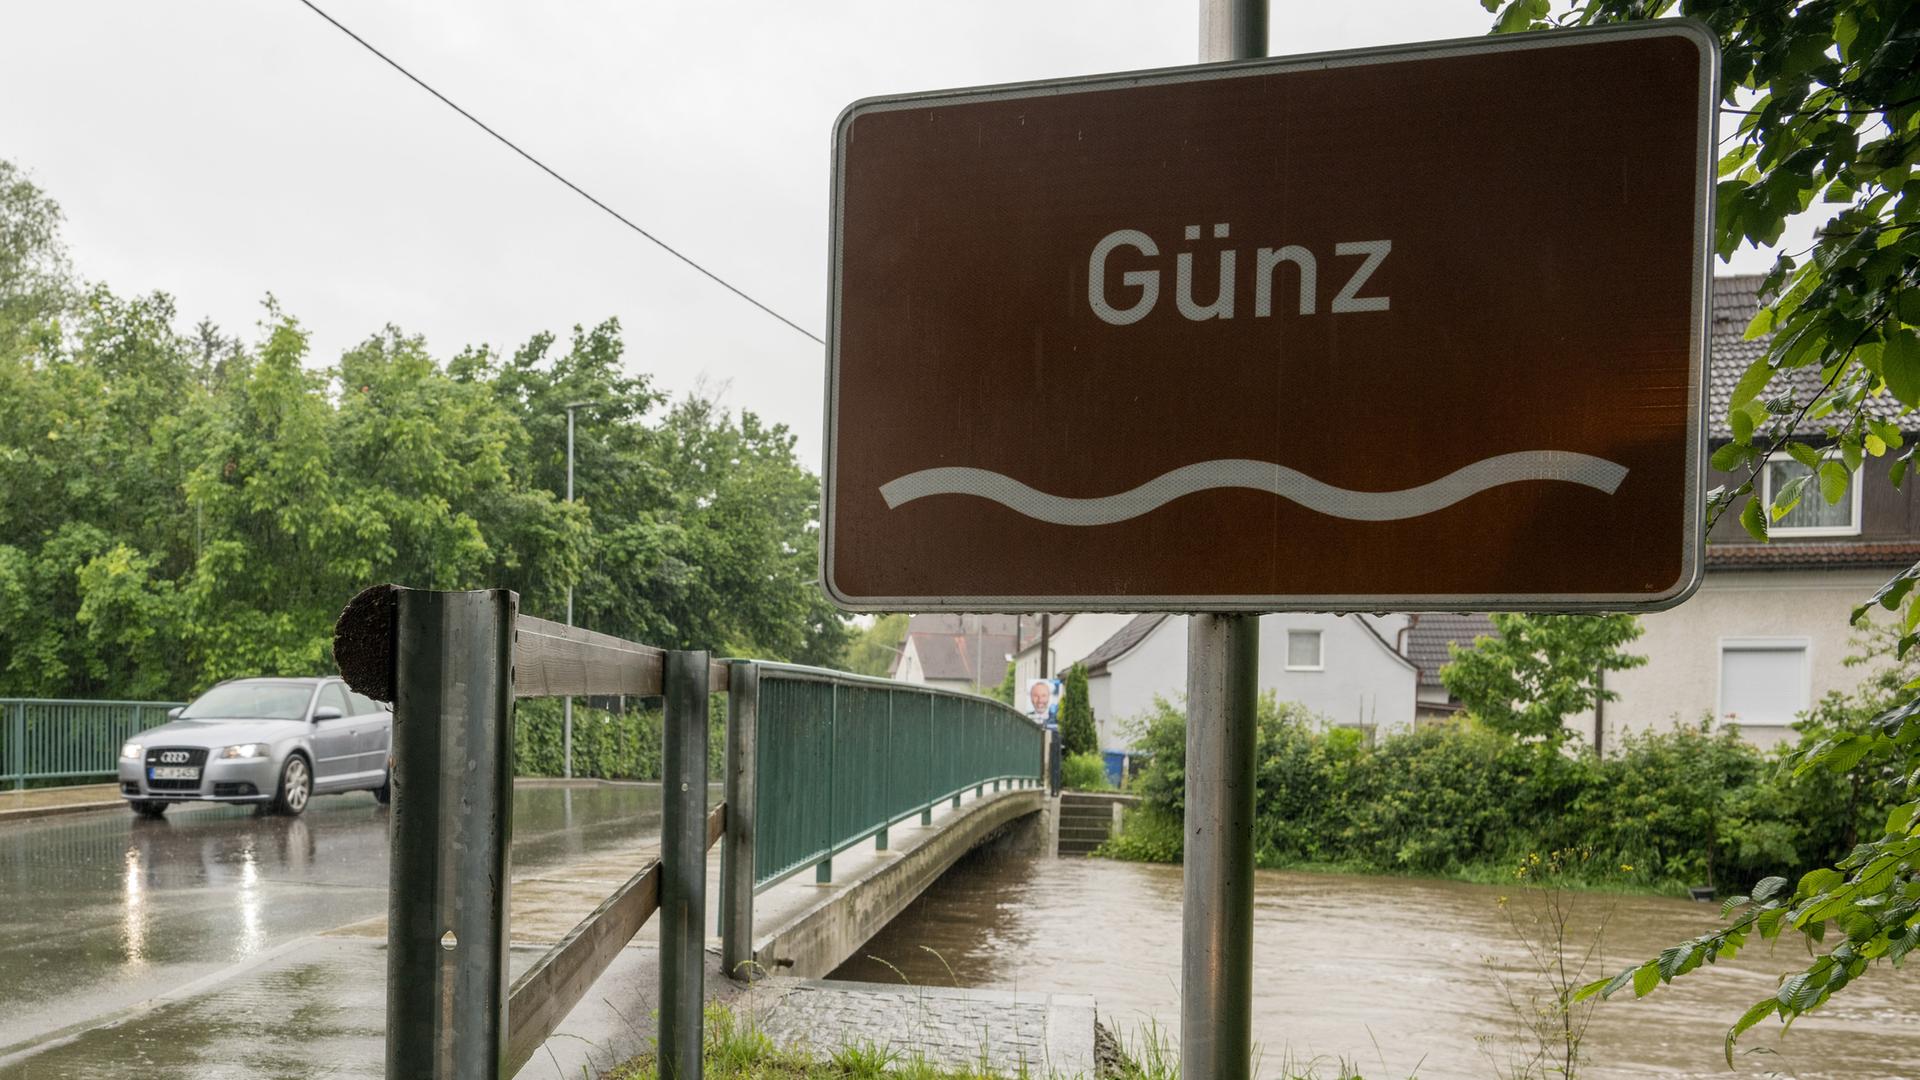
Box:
xmin=1100 ymin=696 xmax=1889 ymax=894
xmin=1251 ymin=702 xmax=1362 ymax=864
xmin=1339 ymin=723 xmax=1534 ymax=874
xmin=1099 ymin=803 xmax=1183 ymax=863
xmin=513 ymin=693 xmax=726 ymax=780
xmin=1578 ymin=719 xmax=1768 ymax=888
xmin=514 ymin=698 xmax=662 ymax=779
xmin=1061 ymin=751 xmax=1111 ymax=791
xmin=1125 ymin=696 xmax=1189 ymax=817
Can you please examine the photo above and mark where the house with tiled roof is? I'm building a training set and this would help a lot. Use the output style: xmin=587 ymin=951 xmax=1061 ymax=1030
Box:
xmin=1006 ymin=613 xmax=1136 ymax=695
xmin=889 ymin=614 xmax=1023 ymax=695
xmin=1580 ymin=273 xmax=1920 ymax=750
xmin=1405 ymin=613 xmax=1495 ymax=723
xmin=1424 ymin=277 xmax=1919 ymax=751
xmin=1078 ymin=612 xmax=1419 ymax=753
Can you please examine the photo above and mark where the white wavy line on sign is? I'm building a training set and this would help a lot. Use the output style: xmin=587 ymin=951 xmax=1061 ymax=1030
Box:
xmin=877 ymin=452 xmax=1629 ymax=526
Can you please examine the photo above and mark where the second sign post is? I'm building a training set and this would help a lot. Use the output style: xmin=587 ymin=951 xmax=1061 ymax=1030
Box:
xmin=1186 ymin=10 xmax=1265 ymax=1080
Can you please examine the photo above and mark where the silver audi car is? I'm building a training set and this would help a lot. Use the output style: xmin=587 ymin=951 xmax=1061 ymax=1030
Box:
xmin=118 ymin=677 xmax=392 ymax=817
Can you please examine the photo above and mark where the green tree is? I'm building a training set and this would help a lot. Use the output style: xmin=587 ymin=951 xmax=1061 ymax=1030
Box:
xmin=1477 ymin=0 xmax=1920 ymax=1055
xmin=1058 ymin=663 xmax=1097 ymax=756
xmin=1440 ymin=614 xmax=1646 ymax=743
xmin=0 ymin=159 xmax=70 ymax=358
xmin=0 ymin=155 xmax=846 ymax=700
xmin=990 ymin=659 xmax=1016 ymax=707
xmin=844 ymin=613 xmax=909 ymax=677
xmin=481 ymin=324 xmax=845 ymax=664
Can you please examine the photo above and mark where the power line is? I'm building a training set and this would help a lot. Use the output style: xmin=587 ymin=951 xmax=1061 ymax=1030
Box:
xmin=292 ymin=0 xmax=825 ymax=347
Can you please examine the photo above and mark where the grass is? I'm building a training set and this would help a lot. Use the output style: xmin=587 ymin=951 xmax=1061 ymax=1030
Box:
xmin=1264 ymin=856 xmax=1697 ymax=898
xmin=602 ymin=1003 xmax=1415 ymax=1080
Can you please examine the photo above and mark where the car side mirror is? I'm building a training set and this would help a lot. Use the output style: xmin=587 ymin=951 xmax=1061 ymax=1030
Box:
xmin=312 ymin=707 xmax=344 ymax=722
xmin=167 ymin=707 xmax=184 ymax=720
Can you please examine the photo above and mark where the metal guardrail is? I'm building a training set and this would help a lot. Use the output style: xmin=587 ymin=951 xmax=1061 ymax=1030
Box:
xmin=332 ymin=584 xmax=721 ymax=1080
xmin=330 ymin=584 xmax=1045 ymax=1077
xmin=716 ymin=661 xmax=1045 ymax=981
xmin=742 ymin=662 xmax=1044 ymax=889
xmin=1 ymin=699 xmax=184 ymax=788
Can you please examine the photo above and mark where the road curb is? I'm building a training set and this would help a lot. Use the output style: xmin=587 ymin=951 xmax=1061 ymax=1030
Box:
xmin=0 ymin=801 xmax=123 ymax=824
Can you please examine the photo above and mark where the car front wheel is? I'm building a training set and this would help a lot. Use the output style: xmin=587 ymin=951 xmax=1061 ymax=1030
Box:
xmin=131 ymin=800 xmax=167 ymax=819
xmin=273 ymin=755 xmax=311 ymax=816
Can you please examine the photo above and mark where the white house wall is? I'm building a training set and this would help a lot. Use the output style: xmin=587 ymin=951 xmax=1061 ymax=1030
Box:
xmin=1013 ymin=614 xmax=1136 ymax=688
xmin=1094 ymin=613 xmax=1190 ymax=751
xmin=1092 ymin=613 xmax=1417 ymax=751
xmin=894 ymin=638 xmax=925 ymax=684
xmin=1570 ymin=568 xmax=1893 ymax=751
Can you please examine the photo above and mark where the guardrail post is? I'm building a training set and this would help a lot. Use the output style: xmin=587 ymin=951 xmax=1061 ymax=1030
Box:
xmin=660 ymin=649 xmax=710 ymax=1080
xmin=721 ymin=661 xmax=758 ymax=981
xmin=386 ymin=588 xmax=517 ymax=1080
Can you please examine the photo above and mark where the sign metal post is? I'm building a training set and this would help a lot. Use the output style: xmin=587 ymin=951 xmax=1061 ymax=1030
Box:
xmin=1186 ymin=10 xmax=1265 ymax=1076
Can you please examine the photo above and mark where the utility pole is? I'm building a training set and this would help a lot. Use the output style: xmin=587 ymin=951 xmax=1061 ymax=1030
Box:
xmin=563 ymin=400 xmax=594 ymax=780
xmin=1185 ymin=12 xmax=1265 ymax=1080
xmin=1041 ymin=613 xmax=1058 ymax=794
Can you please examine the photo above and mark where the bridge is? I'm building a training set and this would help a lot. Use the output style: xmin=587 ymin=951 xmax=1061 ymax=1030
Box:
xmin=0 ymin=584 xmax=1078 ymax=1079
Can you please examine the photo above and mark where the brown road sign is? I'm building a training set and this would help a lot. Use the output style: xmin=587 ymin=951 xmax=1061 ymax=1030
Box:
xmin=823 ymin=23 xmax=1718 ymax=613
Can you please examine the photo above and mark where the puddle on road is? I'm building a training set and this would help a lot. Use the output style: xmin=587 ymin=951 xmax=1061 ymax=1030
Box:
xmin=0 ymin=951 xmax=380 ymax=1080
xmin=0 ymin=782 xmax=672 ymax=1070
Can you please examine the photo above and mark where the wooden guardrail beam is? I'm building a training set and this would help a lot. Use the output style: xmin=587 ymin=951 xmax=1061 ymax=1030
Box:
xmin=501 ymin=801 xmax=726 ymax=1076
xmin=335 ymin=585 xmax=734 ymax=703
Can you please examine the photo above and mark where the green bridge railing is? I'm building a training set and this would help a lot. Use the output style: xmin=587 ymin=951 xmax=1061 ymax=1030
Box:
xmin=2 ymin=699 xmax=184 ymax=788
xmin=739 ymin=662 xmax=1046 ymax=891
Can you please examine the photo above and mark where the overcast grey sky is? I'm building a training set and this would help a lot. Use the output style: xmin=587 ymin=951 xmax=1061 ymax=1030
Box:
xmin=3 ymin=2 xmax=1795 ymax=470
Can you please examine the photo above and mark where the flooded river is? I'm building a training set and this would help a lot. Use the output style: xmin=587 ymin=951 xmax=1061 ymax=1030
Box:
xmin=832 ymin=851 xmax=1920 ymax=1079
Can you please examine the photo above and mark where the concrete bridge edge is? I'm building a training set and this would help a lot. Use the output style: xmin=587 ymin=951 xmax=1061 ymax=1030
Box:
xmin=748 ymin=789 xmax=1051 ymax=980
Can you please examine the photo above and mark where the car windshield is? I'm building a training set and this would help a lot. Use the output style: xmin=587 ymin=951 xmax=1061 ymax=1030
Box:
xmin=180 ymin=682 xmax=312 ymax=721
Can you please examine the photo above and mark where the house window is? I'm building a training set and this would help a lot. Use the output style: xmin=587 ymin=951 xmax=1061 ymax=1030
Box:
xmin=1763 ymin=460 xmax=1860 ymax=536
xmin=1286 ymin=630 xmax=1323 ymax=671
xmin=1718 ymin=638 xmax=1810 ymax=727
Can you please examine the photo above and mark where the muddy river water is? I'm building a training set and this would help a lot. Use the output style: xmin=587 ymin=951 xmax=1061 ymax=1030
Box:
xmin=832 ymin=851 xmax=1920 ymax=1079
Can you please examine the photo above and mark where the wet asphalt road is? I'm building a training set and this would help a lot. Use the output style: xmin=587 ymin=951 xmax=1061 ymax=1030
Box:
xmin=0 ymin=784 xmax=667 ymax=1062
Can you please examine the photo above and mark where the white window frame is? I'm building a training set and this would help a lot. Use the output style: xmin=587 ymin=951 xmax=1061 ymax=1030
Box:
xmin=1285 ymin=629 xmax=1325 ymax=672
xmin=1761 ymin=459 xmax=1862 ymax=538
xmin=1715 ymin=636 xmax=1812 ymax=727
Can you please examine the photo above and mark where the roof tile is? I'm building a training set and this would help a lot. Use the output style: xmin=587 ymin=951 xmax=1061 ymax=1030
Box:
xmin=1707 ymin=274 xmax=1910 ymax=440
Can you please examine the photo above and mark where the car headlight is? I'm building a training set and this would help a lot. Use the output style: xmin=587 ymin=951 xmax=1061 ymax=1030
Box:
xmin=218 ymin=743 xmax=271 ymax=760
xmin=120 ymin=742 xmax=142 ymax=761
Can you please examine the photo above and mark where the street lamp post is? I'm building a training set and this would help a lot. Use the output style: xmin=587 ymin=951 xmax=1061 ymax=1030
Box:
xmin=563 ymin=400 xmax=595 ymax=779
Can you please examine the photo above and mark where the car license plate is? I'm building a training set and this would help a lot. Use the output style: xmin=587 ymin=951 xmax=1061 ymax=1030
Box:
xmin=149 ymin=766 xmax=199 ymax=780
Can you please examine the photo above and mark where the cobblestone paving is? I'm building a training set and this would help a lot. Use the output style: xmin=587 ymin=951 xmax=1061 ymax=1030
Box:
xmin=745 ymin=978 xmax=1097 ymax=1077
